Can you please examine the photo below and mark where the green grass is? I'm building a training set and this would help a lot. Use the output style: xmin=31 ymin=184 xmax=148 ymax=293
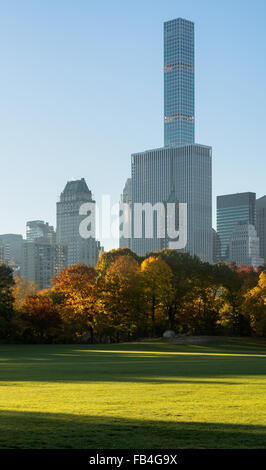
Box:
xmin=0 ymin=338 xmax=266 ymax=449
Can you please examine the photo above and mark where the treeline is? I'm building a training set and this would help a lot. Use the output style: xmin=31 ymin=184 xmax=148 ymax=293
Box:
xmin=0 ymin=248 xmax=266 ymax=343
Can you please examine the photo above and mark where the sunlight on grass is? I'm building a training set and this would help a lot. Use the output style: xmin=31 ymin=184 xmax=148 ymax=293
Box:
xmin=0 ymin=339 xmax=266 ymax=448
xmin=75 ymin=349 xmax=266 ymax=357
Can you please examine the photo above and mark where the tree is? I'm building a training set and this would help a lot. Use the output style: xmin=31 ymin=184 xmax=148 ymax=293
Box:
xmin=12 ymin=276 xmax=39 ymax=311
xmin=97 ymin=256 xmax=141 ymax=341
xmin=216 ymin=263 xmax=257 ymax=335
xmin=0 ymin=263 xmax=15 ymax=339
xmin=96 ymin=248 xmax=142 ymax=280
xmin=179 ymin=263 xmax=222 ymax=335
xmin=140 ymin=256 xmax=174 ymax=336
xmin=52 ymin=264 xmax=97 ymax=341
xmin=18 ymin=294 xmax=61 ymax=342
xmin=146 ymin=250 xmax=203 ymax=331
xmin=243 ymin=273 xmax=266 ymax=336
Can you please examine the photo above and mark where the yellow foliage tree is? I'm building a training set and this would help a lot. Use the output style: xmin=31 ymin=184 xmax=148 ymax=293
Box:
xmin=52 ymin=264 xmax=97 ymax=341
xmin=140 ymin=257 xmax=174 ymax=336
xmin=243 ymin=273 xmax=266 ymax=336
xmin=97 ymin=255 xmax=141 ymax=341
xmin=12 ymin=276 xmax=39 ymax=310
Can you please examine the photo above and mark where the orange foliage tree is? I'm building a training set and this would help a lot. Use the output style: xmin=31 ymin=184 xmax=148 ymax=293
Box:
xmin=52 ymin=264 xmax=97 ymax=341
xmin=18 ymin=294 xmax=61 ymax=342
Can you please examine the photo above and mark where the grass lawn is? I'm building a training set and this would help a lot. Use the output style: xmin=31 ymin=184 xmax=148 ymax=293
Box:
xmin=0 ymin=338 xmax=266 ymax=449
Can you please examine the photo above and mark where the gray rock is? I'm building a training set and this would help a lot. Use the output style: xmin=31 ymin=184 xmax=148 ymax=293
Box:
xmin=163 ymin=330 xmax=176 ymax=339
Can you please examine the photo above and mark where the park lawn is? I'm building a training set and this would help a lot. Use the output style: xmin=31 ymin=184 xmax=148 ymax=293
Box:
xmin=0 ymin=338 xmax=266 ymax=449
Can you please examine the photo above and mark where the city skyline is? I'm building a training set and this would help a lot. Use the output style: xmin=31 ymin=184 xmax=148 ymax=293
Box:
xmin=0 ymin=1 xmax=265 ymax=251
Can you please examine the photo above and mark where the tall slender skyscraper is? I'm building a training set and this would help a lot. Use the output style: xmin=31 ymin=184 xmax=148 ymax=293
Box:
xmin=120 ymin=18 xmax=212 ymax=262
xmin=164 ymin=18 xmax=195 ymax=147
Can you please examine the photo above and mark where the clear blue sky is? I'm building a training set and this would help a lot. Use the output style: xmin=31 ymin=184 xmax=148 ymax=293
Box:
xmin=0 ymin=0 xmax=265 ymax=250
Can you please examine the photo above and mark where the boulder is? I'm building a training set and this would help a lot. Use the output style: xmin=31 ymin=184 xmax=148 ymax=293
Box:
xmin=163 ymin=330 xmax=176 ymax=339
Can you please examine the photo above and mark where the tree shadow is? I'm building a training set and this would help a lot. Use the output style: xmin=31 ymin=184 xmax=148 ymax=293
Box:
xmin=0 ymin=409 xmax=265 ymax=449
xmin=0 ymin=342 xmax=266 ymax=383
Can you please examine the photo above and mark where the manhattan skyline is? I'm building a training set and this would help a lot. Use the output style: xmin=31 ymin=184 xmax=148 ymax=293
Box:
xmin=0 ymin=0 xmax=265 ymax=251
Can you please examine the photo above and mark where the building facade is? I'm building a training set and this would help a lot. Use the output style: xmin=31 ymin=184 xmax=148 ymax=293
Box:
xmin=56 ymin=178 xmax=101 ymax=267
xmin=217 ymin=192 xmax=256 ymax=261
xmin=164 ymin=18 xmax=195 ymax=147
xmin=22 ymin=237 xmax=67 ymax=290
xmin=131 ymin=144 xmax=212 ymax=262
xmin=26 ymin=221 xmax=56 ymax=244
xmin=212 ymin=228 xmax=221 ymax=264
xmin=0 ymin=234 xmax=23 ymax=268
xmin=120 ymin=17 xmax=212 ymax=261
xmin=256 ymin=195 xmax=266 ymax=264
xmin=0 ymin=241 xmax=9 ymax=264
xmin=229 ymin=222 xmax=264 ymax=269
xmin=119 ymin=178 xmax=132 ymax=249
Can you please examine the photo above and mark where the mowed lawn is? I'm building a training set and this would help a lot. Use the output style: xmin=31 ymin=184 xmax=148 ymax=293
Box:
xmin=0 ymin=339 xmax=266 ymax=449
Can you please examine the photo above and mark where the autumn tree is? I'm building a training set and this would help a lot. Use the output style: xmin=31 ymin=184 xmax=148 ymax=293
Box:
xmin=179 ymin=263 xmax=223 ymax=335
xmin=97 ymin=256 xmax=141 ymax=341
xmin=18 ymin=294 xmax=61 ymax=342
xmin=96 ymin=248 xmax=142 ymax=281
xmin=0 ymin=263 xmax=15 ymax=339
xmin=243 ymin=273 xmax=266 ymax=336
xmin=140 ymin=256 xmax=174 ymax=336
xmin=12 ymin=276 xmax=39 ymax=311
xmin=216 ymin=263 xmax=257 ymax=335
xmin=146 ymin=250 xmax=203 ymax=331
xmin=52 ymin=264 xmax=97 ymax=342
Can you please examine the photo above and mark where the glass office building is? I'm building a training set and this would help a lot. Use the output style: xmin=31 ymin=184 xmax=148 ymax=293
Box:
xmin=131 ymin=144 xmax=212 ymax=263
xmin=164 ymin=18 xmax=195 ymax=147
xmin=217 ymin=192 xmax=256 ymax=261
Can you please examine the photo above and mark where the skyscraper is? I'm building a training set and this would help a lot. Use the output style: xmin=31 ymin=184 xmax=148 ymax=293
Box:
xmin=56 ymin=178 xmax=101 ymax=267
xmin=119 ymin=178 xmax=132 ymax=249
xmin=131 ymin=144 xmax=212 ymax=262
xmin=164 ymin=18 xmax=195 ymax=147
xmin=229 ymin=222 xmax=264 ymax=269
xmin=22 ymin=219 xmax=67 ymax=289
xmin=26 ymin=221 xmax=56 ymax=244
xmin=0 ymin=234 xmax=23 ymax=268
xmin=256 ymin=195 xmax=266 ymax=264
xmin=22 ymin=238 xmax=67 ymax=290
xmin=122 ymin=18 xmax=212 ymax=262
xmin=217 ymin=192 xmax=256 ymax=261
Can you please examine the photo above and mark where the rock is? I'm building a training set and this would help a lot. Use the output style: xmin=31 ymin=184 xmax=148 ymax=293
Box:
xmin=163 ymin=330 xmax=176 ymax=339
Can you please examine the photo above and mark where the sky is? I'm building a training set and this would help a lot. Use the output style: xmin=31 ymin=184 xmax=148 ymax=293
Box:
xmin=0 ymin=0 xmax=265 ymax=250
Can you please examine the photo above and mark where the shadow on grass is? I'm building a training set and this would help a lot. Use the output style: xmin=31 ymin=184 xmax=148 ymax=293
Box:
xmin=0 ymin=409 xmax=265 ymax=449
xmin=0 ymin=345 xmax=266 ymax=383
